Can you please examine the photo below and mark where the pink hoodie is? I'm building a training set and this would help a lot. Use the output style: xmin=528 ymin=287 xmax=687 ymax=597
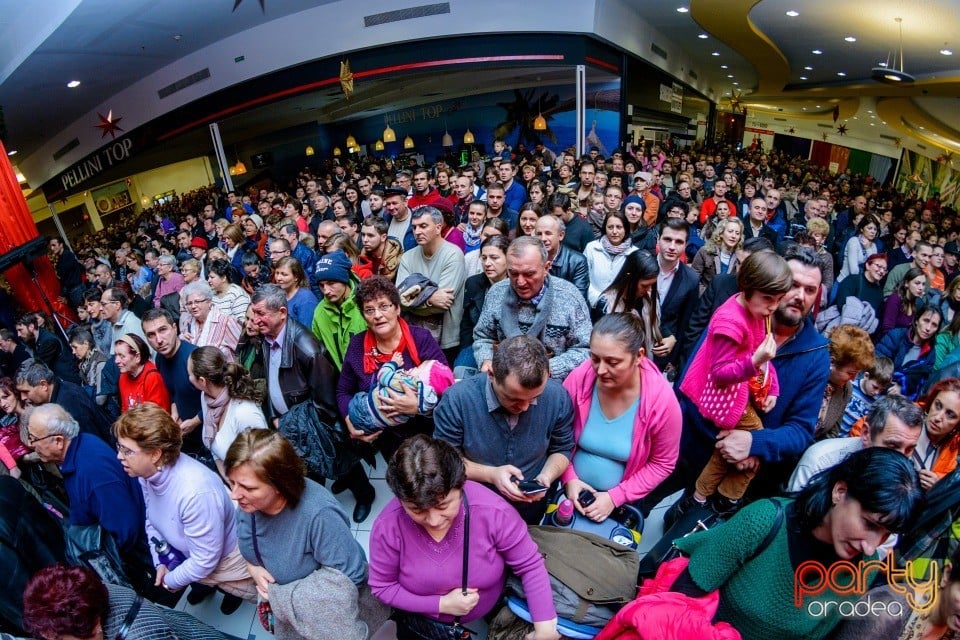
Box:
xmin=561 ymin=358 xmax=682 ymax=506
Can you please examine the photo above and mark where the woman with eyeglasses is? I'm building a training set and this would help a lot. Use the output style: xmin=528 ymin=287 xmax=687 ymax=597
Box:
xmin=114 ymin=403 xmax=255 ymax=615
xmin=180 ymin=281 xmax=241 ymax=361
xmin=336 ymin=276 xmax=446 ymax=460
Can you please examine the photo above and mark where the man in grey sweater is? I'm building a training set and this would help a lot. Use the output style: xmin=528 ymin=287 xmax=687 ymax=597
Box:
xmin=473 ymin=236 xmax=592 ymax=380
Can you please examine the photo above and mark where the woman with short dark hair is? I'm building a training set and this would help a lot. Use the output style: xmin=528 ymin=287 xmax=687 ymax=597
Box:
xmin=22 ymin=564 xmax=226 ymax=640
xmin=370 ymin=435 xmax=559 ymax=640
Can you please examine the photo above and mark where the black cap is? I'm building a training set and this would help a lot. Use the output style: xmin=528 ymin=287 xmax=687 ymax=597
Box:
xmin=383 ymin=187 xmax=407 ymax=198
xmin=945 ymin=241 xmax=960 ymax=256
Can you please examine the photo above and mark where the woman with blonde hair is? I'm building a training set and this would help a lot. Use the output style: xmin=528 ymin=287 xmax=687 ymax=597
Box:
xmin=115 ymin=403 xmax=255 ymax=614
xmin=272 ymin=256 xmax=318 ymax=328
xmin=690 ymin=217 xmax=744 ymax=292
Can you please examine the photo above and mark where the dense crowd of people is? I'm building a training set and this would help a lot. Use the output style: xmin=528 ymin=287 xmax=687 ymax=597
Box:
xmin=1 ymin=137 xmax=959 ymax=640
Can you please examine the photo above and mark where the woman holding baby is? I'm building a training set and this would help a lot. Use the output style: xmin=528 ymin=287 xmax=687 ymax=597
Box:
xmin=337 ymin=276 xmax=449 ymax=462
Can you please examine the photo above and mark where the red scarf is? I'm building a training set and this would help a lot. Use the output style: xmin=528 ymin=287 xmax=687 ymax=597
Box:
xmin=362 ymin=317 xmax=421 ymax=374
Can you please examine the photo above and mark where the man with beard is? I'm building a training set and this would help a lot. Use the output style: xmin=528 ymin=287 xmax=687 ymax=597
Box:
xmin=663 ymin=246 xmax=830 ymax=522
xmin=358 ymin=217 xmax=402 ymax=281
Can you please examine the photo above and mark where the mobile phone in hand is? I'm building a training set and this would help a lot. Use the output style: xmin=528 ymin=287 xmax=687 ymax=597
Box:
xmin=512 ymin=476 xmax=547 ymax=495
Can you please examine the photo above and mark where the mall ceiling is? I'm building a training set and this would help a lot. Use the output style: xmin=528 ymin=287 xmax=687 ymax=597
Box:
xmin=1 ymin=0 xmax=958 ymax=186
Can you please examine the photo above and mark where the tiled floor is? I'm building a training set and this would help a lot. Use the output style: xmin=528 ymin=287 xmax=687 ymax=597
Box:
xmin=173 ymin=456 xmax=681 ymax=640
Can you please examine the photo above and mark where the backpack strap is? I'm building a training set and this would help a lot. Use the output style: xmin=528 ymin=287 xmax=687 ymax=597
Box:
xmin=750 ymin=500 xmax=785 ymax=562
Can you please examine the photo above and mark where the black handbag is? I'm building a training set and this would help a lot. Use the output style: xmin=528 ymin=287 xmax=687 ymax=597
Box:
xmin=393 ymin=492 xmax=475 ymax=640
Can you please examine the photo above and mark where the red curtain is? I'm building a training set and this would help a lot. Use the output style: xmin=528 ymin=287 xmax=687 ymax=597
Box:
xmin=0 ymin=140 xmax=75 ymax=323
xmin=810 ymin=140 xmax=832 ymax=168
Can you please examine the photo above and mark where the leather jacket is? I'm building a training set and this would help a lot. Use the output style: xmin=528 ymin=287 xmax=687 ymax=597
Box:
xmin=549 ymin=246 xmax=589 ymax=299
xmin=261 ymin=319 xmax=339 ymax=424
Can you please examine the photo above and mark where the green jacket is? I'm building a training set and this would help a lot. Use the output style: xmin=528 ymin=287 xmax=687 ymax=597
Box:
xmin=311 ymin=285 xmax=367 ymax=370
xmin=675 ymin=498 xmax=875 ymax=640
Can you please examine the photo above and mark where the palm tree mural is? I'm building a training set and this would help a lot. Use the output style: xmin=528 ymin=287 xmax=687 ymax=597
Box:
xmin=493 ymin=89 xmax=563 ymax=147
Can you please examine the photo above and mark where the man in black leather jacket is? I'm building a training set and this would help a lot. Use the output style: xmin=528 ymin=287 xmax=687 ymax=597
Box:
xmin=250 ymin=284 xmax=375 ymax=522
xmin=534 ymin=215 xmax=589 ymax=299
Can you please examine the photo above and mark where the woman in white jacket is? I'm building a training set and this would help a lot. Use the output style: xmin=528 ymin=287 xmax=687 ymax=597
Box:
xmin=584 ymin=210 xmax=637 ymax=305
xmin=188 ymin=345 xmax=267 ymax=479
xmin=837 ymin=214 xmax=879 ymax=283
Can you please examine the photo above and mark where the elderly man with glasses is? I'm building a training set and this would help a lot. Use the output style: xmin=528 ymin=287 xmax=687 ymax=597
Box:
xmin=24 ymin=402 xmax=149 ymax=582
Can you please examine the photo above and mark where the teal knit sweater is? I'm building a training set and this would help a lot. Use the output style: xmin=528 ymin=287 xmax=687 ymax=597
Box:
xmin=675 ymin=498 xmax=871 ymax=640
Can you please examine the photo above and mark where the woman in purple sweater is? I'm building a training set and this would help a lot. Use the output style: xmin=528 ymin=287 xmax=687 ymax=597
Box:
xmin=369 ymin=435 xmax=559 ymax=640
xmin=115 ymin=403 xmax=255 ymax=614
xmin=336 ymin=276 xmax=447 ymax=460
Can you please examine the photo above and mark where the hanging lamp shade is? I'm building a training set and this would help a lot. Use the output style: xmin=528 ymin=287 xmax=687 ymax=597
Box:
xmin=345 ymin=134 xmax=357 ymax=148
xmin=233 ymin=161 xmax=247 ymax=175
xmin=305 ymin=145 xmax=315 ymax=156
xmin=442 ymin=130 xmax=454 ymax=147
xmin=463 ymin=129 xmax=475 ymax=144
xmin=383 ymin=125 xmax=396 ymax=143
xmin=228 ymin=165 xmax=237 ymax=176
xmin=333 ymin=146 xmax=342 ymax=157
xmin=374 ymin=140 xmax=385 ymax=151
xmin=403 ymin=135 xmax=415 ymax=149
xmin=533 ymin=114 xmax=547 ymax=131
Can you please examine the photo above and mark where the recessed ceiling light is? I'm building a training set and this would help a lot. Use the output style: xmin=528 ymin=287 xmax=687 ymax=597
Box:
xmin=67 ymin=80 xmax=81 ymax=88
xmin=816 ymin=105 xmax=821 ymax=108
xmin=802 ymin=107 xmax=807 ymax=111
xmin=837 ymin=72 xmax=846 ymax=77
xmin=720 ymin=64 xmax=728 ymax=69
xmin=785 ymin=10 xmax=799 ymax=17
xmin=804 ymin=66 xmax=813 ymax=71
xmin=853 ymin=117 xmax=858 ymax=120
xmin=877 ymin=61 xmax=888 ymax=67
xmin=942 ymin=48 xmax=954 ymax=55
xmin=676 ymin=6 xmax=689 ymax=12
xmin=844 ymin=36 xmax=857 ymax=42
xmin=711 ymin=51 xmax=720 ymax=56
xmin=698 ymin=33 xmax=709 ymax=39
xmin=800 ymin=76 xmax=808 ymax=80
xmin=870 ymin=123 xmax=875 ymax=126
xmin=6 ymin=149 xmax=16 ymax=156
xmin=812 ymin=49 xmax=823 ymax=55
xmin=732 ymin=82 xmax=739 ymax=85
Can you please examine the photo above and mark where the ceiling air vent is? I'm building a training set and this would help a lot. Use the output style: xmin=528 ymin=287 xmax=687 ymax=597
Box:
xmin=53 ymin=138 xmax=79 ymax=162
xmin=364 ymin=3 xmax=450 ymax=27
xmin=775 ymin=117 xmax=787 ymax=122
xmin=158 ymin=68 xmax=211 ymax=99
xmin=817 ymin=123 xmax=833 ymax=129
xmin=650 ymin=43 xmax=668 ymax=59
xmin=879 ymin=134 xmax=898 ymax=141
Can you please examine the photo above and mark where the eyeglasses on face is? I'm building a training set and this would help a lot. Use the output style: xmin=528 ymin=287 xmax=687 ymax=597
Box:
xmin=116 ymin=443 xmax=141 ymax=458
xmin=362 ymin=303 xmax=395 ymax=317
xmin=185 ymin=298 xmax=210 ymax=307
xmin=27 ymin=431 xmax=58 ymax=445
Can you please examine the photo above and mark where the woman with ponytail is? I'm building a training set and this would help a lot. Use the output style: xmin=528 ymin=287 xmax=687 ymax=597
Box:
xmin=188 ymin=346 xmax=267 ymax=477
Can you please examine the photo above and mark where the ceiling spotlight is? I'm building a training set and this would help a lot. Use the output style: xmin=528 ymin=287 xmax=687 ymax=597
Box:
xmin=711 ymin=51 xmax=720 ymax=56
xmin=6 ymin=149 xmax=16 ymax=156
xmin=720 ymin=65 xmax=728 ymax=69
xmin=941 ymin=48 xmax=954 ymax=56
xmin=844 ymin=36 xmax=857 ymax=42
xmin=698 ymin=33 xmax=708 ymax=39
xmin=67 ymin=80 xmax=81 ymax=88
xmin=800 ymin=76 xmax=808 ymax=80
xmin=785 ymin=10 xmax=799 ymax=17
xmin=872 ymin=18 xmax=915 ymax=84
xmin=812 ymin=49 xmax=823 ymax=55
xmin=727 ymin=74 xmax=734 ymax=78
xmin=804 ymin=66 xmax=813 ymax=70
xmin=837 ymin=72 xmax=846 ymax=77
xmin=732 ymin=81 xmax=739 ymax=85
xmin=802 ymin=107 xmax=807 ymax=111
xmin=676 ymin=6 xmax=689 ymax=12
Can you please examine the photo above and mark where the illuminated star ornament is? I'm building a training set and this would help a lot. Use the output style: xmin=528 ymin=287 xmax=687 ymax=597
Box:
xmin=836 ymin=123 xmax=848 ymax=136
xmin=95 ymin=110 xmax=124 ymax=139
xmin=788 ymin=127 xmax=796 ymax=134
xmin=232 ymin=0 xmax=265 ymax=11
xmin=340 ymin=59 xmax=354 ymax=100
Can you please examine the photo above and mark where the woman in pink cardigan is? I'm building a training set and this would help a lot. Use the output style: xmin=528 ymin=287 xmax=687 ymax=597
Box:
xmin=561 ymin=313 xmax=682 ymax=522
